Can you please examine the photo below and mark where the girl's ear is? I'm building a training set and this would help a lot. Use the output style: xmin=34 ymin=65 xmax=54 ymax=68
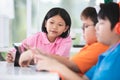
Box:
xmin=64 ymin=25 xmax=69 ymax=32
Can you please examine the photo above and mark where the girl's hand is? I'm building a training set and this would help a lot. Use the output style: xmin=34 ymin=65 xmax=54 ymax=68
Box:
xmin=6 ymin=51 xmax=15 ymax=63
xmin=19 ymin=50 xmax=33 ymax=67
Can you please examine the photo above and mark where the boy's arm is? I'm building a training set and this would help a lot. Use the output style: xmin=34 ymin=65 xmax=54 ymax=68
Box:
xmin=47 ymin=54 xmax=81 ymax=73
xmin=31 ymin=48 xmax=81 ymax=73
xmin=35 ymin=52 xmax=89 ymax=80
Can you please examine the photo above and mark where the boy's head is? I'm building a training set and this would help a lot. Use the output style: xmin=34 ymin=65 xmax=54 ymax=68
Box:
xmin=98 ymin=2 xmax=119 ymax=30
xmin=81 ymin=7 xmax=98 ymax=25
xmin=81 ymin=7 xmax=98 ymax=45
xmin=96 ymin=2 xmax=120 ymax=46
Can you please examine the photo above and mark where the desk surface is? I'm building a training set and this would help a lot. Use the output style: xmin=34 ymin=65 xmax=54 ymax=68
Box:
xmin=0 ymin=61 xmax=59 ymax=80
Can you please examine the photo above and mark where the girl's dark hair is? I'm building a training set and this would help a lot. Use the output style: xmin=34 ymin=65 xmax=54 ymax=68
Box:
xmin=41 ymin=7 xmax=71 ymax=38
xmin=81 ymin=7 xmax=98 ymax=26
xmin=98 ymin=2 xmax=120 ymax=30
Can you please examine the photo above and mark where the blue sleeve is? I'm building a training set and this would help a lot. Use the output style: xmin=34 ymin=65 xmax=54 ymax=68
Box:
xmin=92 ymin=45 xmax=120 ymax=80
xmin=85 ymin=65 xmax=96 ymax=79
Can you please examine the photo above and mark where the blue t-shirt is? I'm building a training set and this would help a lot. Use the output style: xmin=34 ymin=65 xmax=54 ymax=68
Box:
xmin=86 ymin=42 xmax=120 ymax=80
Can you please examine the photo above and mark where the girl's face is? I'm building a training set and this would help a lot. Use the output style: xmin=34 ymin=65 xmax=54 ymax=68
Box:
xmin=81 ymin=17 xmax=97 ymax=45
xmin=45 ymin=15 xmax=68 ymax=40
xmin=96 ymin=18 xmax=115 ymax=46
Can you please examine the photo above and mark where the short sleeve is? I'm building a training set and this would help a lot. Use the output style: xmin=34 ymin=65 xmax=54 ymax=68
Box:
xmin=71 ymin=42 xmax=108 ymax=74
xmin=55 ymin=36 xmax=72 ymax=57
xmin=85 ymin=66 xmax=96 ymax=80
xmin=92 ymin=45 xmax=120 ymax=80
xmin=21 ymin=32 xmax=41 ymax=47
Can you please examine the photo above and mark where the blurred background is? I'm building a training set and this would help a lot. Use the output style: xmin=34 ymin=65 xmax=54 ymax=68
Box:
xmin=0 ymin=0 xmax=119 ymax=60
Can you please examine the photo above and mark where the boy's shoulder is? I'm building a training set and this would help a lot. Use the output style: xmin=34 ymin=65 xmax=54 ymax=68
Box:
xmin=89 ymin=42 xmax=109 ymax=48
xmin=87 ymin=42 xmax=109 ymax=50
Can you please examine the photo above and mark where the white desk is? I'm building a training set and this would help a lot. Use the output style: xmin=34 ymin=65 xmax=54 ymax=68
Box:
xmin=0 ymin=61 xmax=59 ymax=80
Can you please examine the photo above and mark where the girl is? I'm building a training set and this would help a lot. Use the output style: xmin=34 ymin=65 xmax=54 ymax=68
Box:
xmin=6 ymin=7 xmax=72 ymax=63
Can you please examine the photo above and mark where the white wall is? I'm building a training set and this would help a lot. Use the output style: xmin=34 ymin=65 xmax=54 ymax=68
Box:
xmin=0 ymin=0 xmax=14 ymax=47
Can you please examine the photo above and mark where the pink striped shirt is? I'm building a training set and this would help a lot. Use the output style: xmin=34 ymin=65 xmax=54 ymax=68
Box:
xmin=21 ymin=32 xmax=72 ymax=57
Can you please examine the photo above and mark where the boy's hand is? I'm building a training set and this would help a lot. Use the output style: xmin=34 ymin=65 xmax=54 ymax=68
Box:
xmin=19 ymin=50 xmax=33 ymax=67
xmin=35 ymin=53 xmax=62 ymax=72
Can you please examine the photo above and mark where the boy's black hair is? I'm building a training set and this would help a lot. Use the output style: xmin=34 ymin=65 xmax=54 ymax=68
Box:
xmin=41 ymin=7 xmax=71 ymax=38
xmin=98 ymin=2 xmax=120 ymax=30
xmin=81 ymin=7 xmax=98 ymax=26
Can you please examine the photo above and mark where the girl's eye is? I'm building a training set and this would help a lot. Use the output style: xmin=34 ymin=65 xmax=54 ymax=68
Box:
xmin=58 ymin=24 xmax=63 ymax=26
xmin=50 ymin=21 xmax=54 ymax=24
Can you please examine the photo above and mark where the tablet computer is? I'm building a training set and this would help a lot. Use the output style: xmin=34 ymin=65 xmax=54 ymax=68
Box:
xmin=13 ymin=44 xmax=21 ymax=67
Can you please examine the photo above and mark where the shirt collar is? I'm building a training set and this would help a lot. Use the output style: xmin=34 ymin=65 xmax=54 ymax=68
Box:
xmin=42 ymin=32 xmax=62 ymax=44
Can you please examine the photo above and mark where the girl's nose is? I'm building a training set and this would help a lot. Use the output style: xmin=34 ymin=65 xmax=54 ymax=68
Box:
xmin=52 ymin=24 xmax=57 ymax=29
